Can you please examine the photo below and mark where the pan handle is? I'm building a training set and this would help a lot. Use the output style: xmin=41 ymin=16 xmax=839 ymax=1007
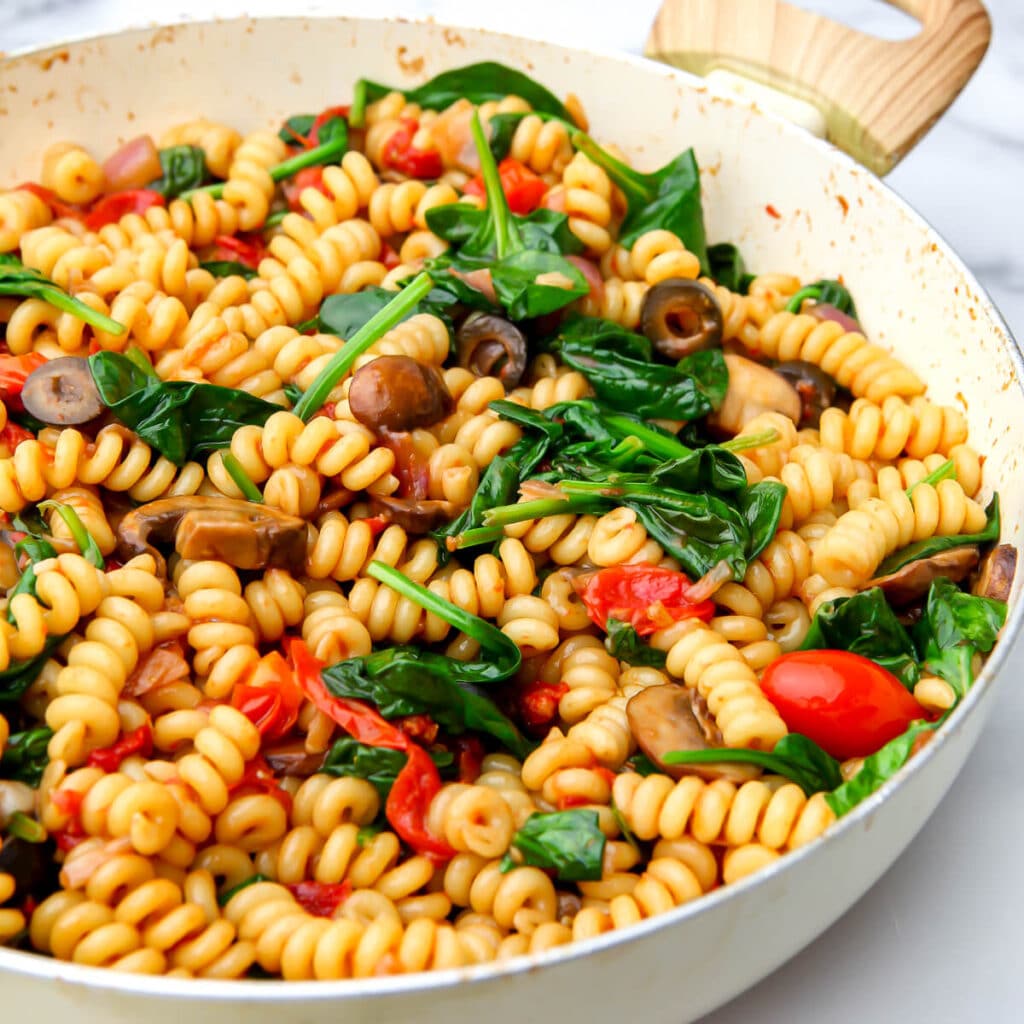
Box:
xmin=644 ymin=0 xmax=991 ymax=175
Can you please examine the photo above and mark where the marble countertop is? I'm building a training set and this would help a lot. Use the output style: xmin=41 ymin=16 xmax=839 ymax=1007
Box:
xmin=2 ymin=2 xmax=1023 ymax=1022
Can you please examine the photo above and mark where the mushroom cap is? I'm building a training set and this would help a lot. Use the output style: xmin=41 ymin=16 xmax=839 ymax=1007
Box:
xmin=869 ymin=546 xmax=980 ymax=606
xmin=116 ymin=495 xmax=308 ymax=575
xmin=456 ymin=312 xmax=528 ymax=388
xmin=348 ymin=355 xmax=454 ymax=432
xmin=626 ymin=684 xmax=760 ymax=783
xmin=973 ymin=543 xmax=1017 ymax=603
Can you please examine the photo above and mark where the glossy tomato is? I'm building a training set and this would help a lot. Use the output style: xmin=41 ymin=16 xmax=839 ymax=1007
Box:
xmin=760 ymin=650 xmax=924 ymax=760
xmin=577 ymin=563 xmax=715 ymax=636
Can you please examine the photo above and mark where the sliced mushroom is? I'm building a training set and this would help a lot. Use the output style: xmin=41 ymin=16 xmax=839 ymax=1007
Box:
xmin=640 ymin=278 xmax=724 ymax=359
xmin=456 ymin=312 xmax=528 ymax=388
xmin=709 ymin=353 xmax=801 ymax=435
xmin=348 ymin=355 xmax=453 ymax=432
xmin=773 ymin=360 xmax=837 ymax=428
xmin=263 ymin=741 xmax=325 ymax=777
xmin=370 ymin=494 xmax=460 ymax=534
xmin=116 ymin=496 xmax=308 ymax=576
xmin=974 ymin=543 xmax=1017 ymax=602
xmin=869 ymin=546 xmax=980 ymax=606
xmin=21 ymin=356 xmax=104 ymax=427
xmin=626 ymin=684 xmax=760 ymax=783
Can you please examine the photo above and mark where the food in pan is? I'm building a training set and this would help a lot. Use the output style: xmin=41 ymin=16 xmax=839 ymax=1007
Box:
xmin=0 ymin=61 xmax=1011 ymax=980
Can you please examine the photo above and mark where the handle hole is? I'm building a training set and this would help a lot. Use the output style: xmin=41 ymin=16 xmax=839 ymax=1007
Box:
xmin=791 ymin=0 xmax=920 ymax=40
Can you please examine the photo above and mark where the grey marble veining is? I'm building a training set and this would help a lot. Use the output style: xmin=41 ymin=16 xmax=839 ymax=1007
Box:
xmin=0 ymin=3 xmax=1022 ymax=1023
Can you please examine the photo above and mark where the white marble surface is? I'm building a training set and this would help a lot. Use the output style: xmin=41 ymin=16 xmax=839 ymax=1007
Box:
xmin=1 ymin=1 xmax=1023 ymax=1021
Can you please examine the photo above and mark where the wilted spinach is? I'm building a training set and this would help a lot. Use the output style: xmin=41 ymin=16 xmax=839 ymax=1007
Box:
xmin=322 ymin=737 xmax=454 ymax=800
xmin=149 ymin=145 xmax=208 ymax=198
xmin=499 ymin=809 xmax=606 ymax=882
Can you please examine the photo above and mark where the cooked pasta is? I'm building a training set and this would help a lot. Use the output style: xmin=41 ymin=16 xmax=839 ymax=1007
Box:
xmin=0 ymin=59 xmax=1008 ymax=988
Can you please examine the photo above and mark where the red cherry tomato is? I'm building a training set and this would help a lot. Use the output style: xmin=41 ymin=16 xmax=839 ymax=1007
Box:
xmin=760 ymin=650 xmax=924 ymax=760
xmin=208 ymin=232 xmax=267 ymax=269
xmin=231 ymin=650 xmax=302 ymax=741
xmin=577 ymin=563 xmax=716 ymax=636
xmin=0 ymin=352 xmax=47 ymax=410
xmin=84 ymin=189 xmax=165 ymax=229
xmin=381 ymin=118 xmax=443 ymax=179
xmin=464 ymin=157 xmax=547 ymax=215
xmin=282 ymin=165 xmax=329 ymax=212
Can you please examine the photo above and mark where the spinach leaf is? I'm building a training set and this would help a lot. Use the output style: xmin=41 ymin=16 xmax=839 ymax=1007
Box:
xmin=785 ymin=278 xmax=858 ymax=319
xmin=150 ymin=145 xmax=207 ymax=198
xmin=350 ymin=62 xmax=572 ymax=128
xmin=322 ymin=654 xmax=532 ymax=760
xmin=5 ymin=537 xmax=57 ymax=624
xmin=0 ymin=727 xmax=52 ymax=786
xmin=322 ymin=737 xmax=454 ymax=800
xmin=426 ymin=204 xmax=582 ymax=257
xmin=572 ymin=133 xmax=708 ymax=269
xmin=0 ymin=254 xmax=125 ymax=336
xmin=277 ymin=114 xmax=348 ymax=157
xmin=0 ymin=637 xmax=64 ymax=704
xmin=500 ymin=809 xmax=606 ymax=882
xmin=626 ymin=753 xmax=660 ymax=776
xmin=315 ymin=285 xmax=453 ymax=340
xmin=88 ymin=351 xmax=279 ymax=466
xmin=707 ymin=242 xmax=752 ymax=293
xmin=738 ymin=481 xmax=789 ymax=562
xmin=801 ymin=587 xmax=920 ymax=690
xmin=199 ymin=260 xmax=257 ymax=280
xmin=664 ymin=733 xmax=842 ymax=795
xmin=426 ymin=112 xmax=586 ymax=321
xmin=605 ymin=619 xmax=667 ymax=668
xmin=914 ymin=577 xmax=1006 ymax=700
xmin=826 ymin=720 xmax=935 ymax=816
xmin=875 ymin=496 xmax=1000 ymax=577
xmin=623 ymin=483 xmax=781 ymax=580
xmin=321 ymin=562 xmax=532 ymax=758
xmin=552 ymin=316 xmax=728 ymax=420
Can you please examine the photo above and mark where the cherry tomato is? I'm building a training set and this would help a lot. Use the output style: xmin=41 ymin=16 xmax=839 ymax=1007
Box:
xmin=464 ymin=157 xmax=547 ymax=215
xmin=286 ymin=880 xmax=352 ymax=917
xmin=84 ymin=189 xmax=165 ymax=230
xmin=231 ymin=650 xmax=302 ymax=740
xmin=86 ymin=724 xmax=154 ymax=773
xmin=208 ymin=232 xmax=267 ymax=270
xmin=760 ymin=650 xmax=925 ymax=760
xmin=14 ymin=182 xmax=82 ymax=220
xmin=577 ymin=563 xmax=716 ymax=636
xmin=0 ymin=352 xmax=47 ymax=409
xmin=282 ymin=165 xmax=329 ymax=212
xmin=382 ymin=118 xmax=443 ymax=179
xmin=517 ymin=679 xmax=568 ymax=732
xmin=0 ymin=423 xmax=33 ymax=456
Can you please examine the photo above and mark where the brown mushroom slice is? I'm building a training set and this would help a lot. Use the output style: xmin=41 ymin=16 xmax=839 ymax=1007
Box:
xmin=22 ymin=356 xmax=104 ymax=428
xmin=456 ymin=312 xmax=528 ymax=388
xmin=709 ymin=353 xmax=802 ymax=435
xmin=626 ymin=684 xmax=760 ymax=783
xmin=973 ymin=543 xmax=1017 ymax=603
xmin=263 ymin=741 xmax=325 ymax=777
xmin=640 ymin=278 xmax=723 ymax=359
xmin=869 ymin=546 xmax=980 ymax=606
xmin=370 ymin=494 xmax=460 ymax=534
xmin=348 ymin=355 xmax=454 ymax=432
xmin=116 ymin=496 xmax=308 ymax=576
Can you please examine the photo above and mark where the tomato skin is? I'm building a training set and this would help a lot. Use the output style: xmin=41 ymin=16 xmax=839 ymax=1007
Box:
xmin=86 ymin=724 xmax=154 ymax=773
xmin=760 ymin=650 xmax=924 ymax=760
xmin=577 ymin=563 xmax=716 ymax=636
xmin=464 ymin=158 xmax=547 ymax=214
xmin=84 ymin=189 xmax=164 ymax=229
xmin=0 ymin=352 xmax=47 ymax=409
xmin=382 ymin=118 xmax=443 ymax=179
xmin=209 ymin=232 xmax=267 ymax=269
xmin=231 ymin=650 xmax=302 ymax=740
xmin=282 ymin=165 xmax=329 ymax=211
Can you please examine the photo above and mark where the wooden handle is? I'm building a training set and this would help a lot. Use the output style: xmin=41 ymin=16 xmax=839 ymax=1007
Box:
xmin=645 ymin=0 xmax=991 ymax=174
